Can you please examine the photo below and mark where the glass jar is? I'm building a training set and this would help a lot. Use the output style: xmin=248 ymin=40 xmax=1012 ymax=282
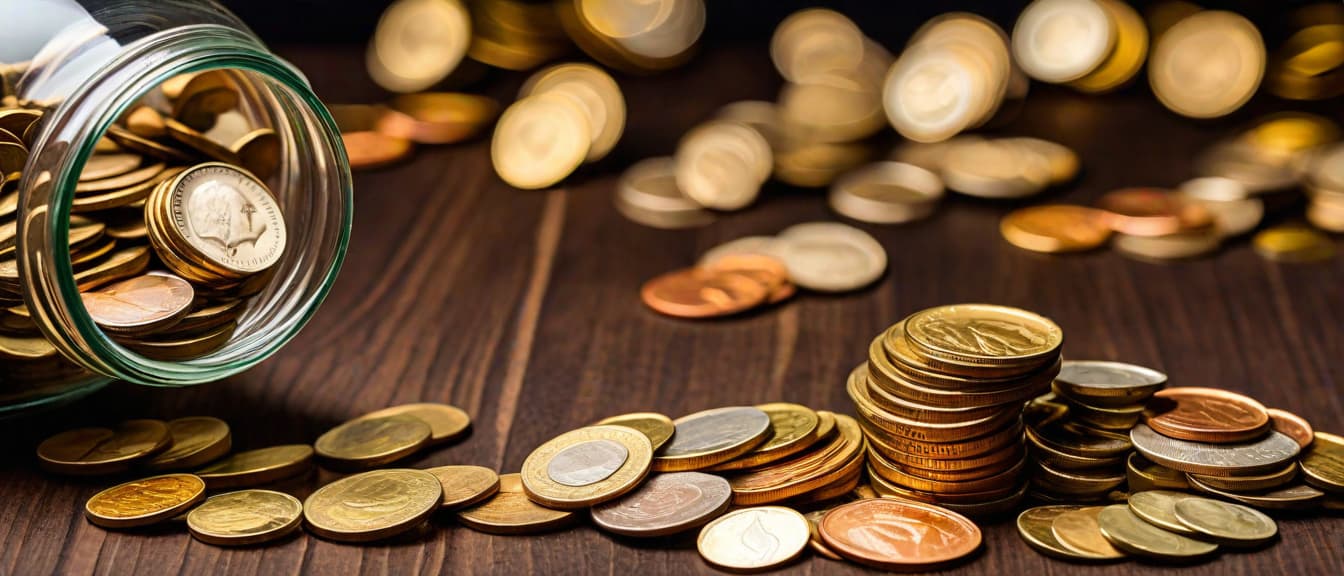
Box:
xmin=0 ymin=0 xmax=352 ymax=415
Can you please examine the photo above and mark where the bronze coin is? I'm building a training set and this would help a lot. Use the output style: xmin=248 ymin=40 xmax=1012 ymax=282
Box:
xmin=1266 ymin=408 xmax=1314 ymax=449
xmin=639 ymin=267 xmax=768 ymax=318
xmin=1144 ymin=387 xmax=1270 ymax=443
xmin=1000 ymin=205 xmax=1113 ymax=253
xmin=701 ymin=253 xmax=795 ymax=304
xmin=818 ymin=498 xmax=981 ymax=570
xmin=342 ymin=131 xmax=413 ymax=171
xmin=1097 ymin=188 xmax=1211 ymax=237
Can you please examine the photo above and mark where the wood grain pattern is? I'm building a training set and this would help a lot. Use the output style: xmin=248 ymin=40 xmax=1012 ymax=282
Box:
xmin=2 ymin=43 xmax=1343 ymax=575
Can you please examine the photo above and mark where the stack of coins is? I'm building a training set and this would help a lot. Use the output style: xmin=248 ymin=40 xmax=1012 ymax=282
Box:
xmin=1025 ymin=361 xmax=1166 ymax=503
xmin=639 ymin=222 xmax=887 ymax=318
xmin=850 ymin=304 xmax=1063 ymax=517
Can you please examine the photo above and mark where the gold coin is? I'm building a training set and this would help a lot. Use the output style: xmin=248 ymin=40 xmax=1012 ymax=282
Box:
xmin=1149 ymin=10 xmax=1264 ymax=119
xmin=708 ymin=403 xmax=820 ymax=471
xmin=1012 ymin=0 xmax=1115 ymax=83
xmin=674 ymin=120 xmax=771 ymax=210
xmin=940 ymin=137 xmax=1053 ymax=199
xmin=186 ymin=489 xmax=303 ymax=546
xmin=456 ymin=473 xmax=577 ymax=535
xmin=77 ymin=160 xmax=164 ymax=192
xmin=1070 ymin=0 xmax=1149 ymax=93
xmin=75 ymin=245 xmax=150 ymax=291
xmin=903 ymin=303 xmax=1062 ymax=368
xmin=1186 ymin=475 xmax=1326 ymax=510
xmin=1173 ymin=497 xmax=1277 ymax=546
xmin=1050 ymin=506 xmax=1126 ymax=559
xmin=367 ymin=0 xmax=471 ymax=93
xmin=195 ymin=444 xmax=314 ymax=489
xmin=728 ymin=415 xmax=865 ymax=505
xmin=376 ymin=93 xmax=500 ymax=145
xmin=521 ymin=425 xmax=652 ymax=509
xmin=154 ymin=163 xmax=287 ymax=277
xmin=120 ymin=321 xmax=237 ymax=361
xmin=595 ymin=412 xmax=675 ymax=451
xmin=425 ymin=465 xmax=500 ymax=510
xmin=231 ymin=128 xmax=281 ymax=180
xmin=696 ymin=506 xmax=809 ymax=572
xmin=520 ymin=63 xmax=626 ymax=162
xmin=1127 ymin=453 xmax=1189 ymax=492
xmin=1189 ymin=462 xmax=1300 ymax=492
xmin=85 ymin=473 xmax=206 ymax=529
xmin=1301 ymin=431 xmax=1344 ymax=493
xmin=653 ymin=406 xmax=771 ymax=472
xmin=355 ymin=403 xmax=471 ymax=446
xmin=303 ymin=468 xmax=442 ymax=543
xmin=125 ymin=106 xmax=167 ymax=139
xmin=614 ymin=157 xmax=716 ymax=230
xmin=164 ymin=118 xmax=241 ymax=164
xmin=1018 ymin=505 xmax=1120 ymax=561
xmin=1127 ymin=490 xmax=1200 ymax=534
xmin=769 ymin=8 xmax=865 ymax=84
xmin=314 ymin=414 xmax=431 ymax=470
xmin=81 ymin=273 xmax=195 ymax=337
xmin=491 ymin=93 xmax=591 ymax=190
xmin=1000 ymin=205 xmax=1113 ymax=253
xmin=146 ymin=416 xmax=231 ymax=471
xmin=805 ymin=509 xmax=845 ymax=561
xmin=1096 ymin=504 xmax=1218 ymax=559
xmin=37 ymin=419 xmax=171 ymax=475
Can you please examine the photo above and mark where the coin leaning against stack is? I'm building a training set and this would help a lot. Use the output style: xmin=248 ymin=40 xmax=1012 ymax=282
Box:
xmin=852 ymin=303 xmax=1063 ymax=517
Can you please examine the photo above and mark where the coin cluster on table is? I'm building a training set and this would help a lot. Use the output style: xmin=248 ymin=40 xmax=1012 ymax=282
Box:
xmin=2 ymin=70 xmax=287 ymax=398
xmin=639 ymin=222 xmax=886 ymax=319
xmin=329 ymin=93 xmax=499 ymax=171
xmin=853 ymin=304 xmax=1062 ymax=517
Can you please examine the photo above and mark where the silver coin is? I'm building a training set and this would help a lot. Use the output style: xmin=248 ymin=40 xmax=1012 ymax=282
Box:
xmin=1172 ymin=497 xmax=1277 ymax=545
xmin=1096 ymin=504 xmax=1218 ymax=560
xmin=659 ymin=407 xmax=771 ymax=458
xmin=590 ymin=472 xmax=732 ymax=537
xmin=1185 ymin=475 xmax=1325 ymax=510
xmin=1054 ymin=360 xmax=1167 ymax=406
xmin=547 ymin=439 xmax=629 ymax=487
xmin=1130 ymin=424 xmax=1300 ymax=476
xmin=1127 ymin=490 xmax=1199 ymax=535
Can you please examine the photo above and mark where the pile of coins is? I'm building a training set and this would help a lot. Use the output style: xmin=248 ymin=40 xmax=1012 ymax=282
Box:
xmin=639 ymin=222 xmax=886 ymax=319
xmin=1025 ymin=361 xmax=1166 ymax=502
xmin=1 ymin=69 xmax=287 ymax=386
xmin=851 ymin=304 xmax=1063 ymax=517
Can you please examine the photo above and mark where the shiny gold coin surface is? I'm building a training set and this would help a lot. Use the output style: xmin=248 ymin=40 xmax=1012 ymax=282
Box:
xmin=1127 ymin=490 xmax=1200 ymax=535
xmin=85 ymin=473 xmax=206 ymax=529
xmin=367 ymin=0 xmax=470 ymax=93
xmin=377 ymin=93 xmax=499 ymax=145
xmin=1150 ymin=10 xmax=1264 ymax=119
xmin=697 ymin=506 xmax=809 ymax=572
xmin=1018 ymin=506 xmax=1120 ymax=561
xmin=1097 ymin=504 xmax=1218 ymax=559
xmin=1173 ymin=497 xmax=1277 ymax=545
xmin=355 ymin=403 xmax=471 ymax=446
xmin=1301 ymin=431 xmax=1344 ymax=493
xmin=590 ymin=472 xmax=733 ymax=537
xmin=654 ymin=406 xmax=771 ymax=472
xmin=805 ymin=509 xmax=845 ymax=561
xmin=195 ymin=444 xmax=313 ymax=489
xmin=1266 ymin=408 xmax=1314 ymax=449
xmin=1254 ymin=226 xmax=1335 ymax=263
xmin=314 ymin=414 xmax=431 ymax=470
xmin=521 ymin=425 xmax=653 ymax=509
xmin=1127 ymin=453 xmax=1190 ymax=492
xmin=491 ymin=93 xmax=590 ymax=190
xmin=1050 ymin=506 xmax=1126 ymax=559
xmin=709 ymin=403 xmax=819 ymax=471
xmin=146 ymin=416 xmax=231 ymax=471
xmin=186 ymin=489 xmax=303 ymax=546
xmin=520 ymin=63 xmax=626 ymax=162
xmin=303 ymin=469 xmax=442 ymax=543
xmin=157 ymin=163 xmax=288 ymax=276
xmin=903 ymin=303 xmax=1063 ymax=367
xmin=38 ymin=419 xmax=171 ymax=475
xmin=425 ymin=465 xmax=500 ymax=510
xmin=595 ymin=412 xmax=675 ymax=451
xmin=456 ymin=473 xmax=577 ymax=535
xmin=81 ymin=273 xmax=195 ymax=336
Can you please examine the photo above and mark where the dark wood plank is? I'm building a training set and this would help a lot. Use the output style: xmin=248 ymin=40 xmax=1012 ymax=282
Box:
xmin=2 ymin=41 xmax=1343 ymax=576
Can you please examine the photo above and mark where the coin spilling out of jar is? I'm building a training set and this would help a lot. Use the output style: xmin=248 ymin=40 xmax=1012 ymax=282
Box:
xmin=0 ymin=69 xmax=288 ymax=370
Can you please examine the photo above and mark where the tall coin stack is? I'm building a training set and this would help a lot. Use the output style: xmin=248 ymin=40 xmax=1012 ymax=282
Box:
xmin=849 ymin=304 xmax=1063 ymax=517
xmin=1024 ymin=361 xmax=1166 ymax=502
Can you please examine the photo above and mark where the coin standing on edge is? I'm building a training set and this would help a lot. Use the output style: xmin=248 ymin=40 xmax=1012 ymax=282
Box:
xmin=590 ymin=472 xmax=732 ymax=537
xmin=187 ymin=489 xmax=304 ymax=546
xmin=314 ymin=414 xmax=432 ymax=470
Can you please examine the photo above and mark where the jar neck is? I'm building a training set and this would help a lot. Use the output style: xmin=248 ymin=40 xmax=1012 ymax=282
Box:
xmin=18 ymin=24 xmax=352 ymax=385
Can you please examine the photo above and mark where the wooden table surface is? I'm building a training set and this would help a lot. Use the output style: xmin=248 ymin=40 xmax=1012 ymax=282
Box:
xmin=3 ymin=43 xmax=1343 ymax=575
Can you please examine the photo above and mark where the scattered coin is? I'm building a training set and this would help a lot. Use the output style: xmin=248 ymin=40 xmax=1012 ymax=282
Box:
xmin=341 ymin=131 xmax=413 ymax=170
xmin=1018 ymin=506 xmax=1120 ymax=561
xmin=186 ymin=489 xmax=304 ymax=546
xmin=303 ymin=468 xmax=442 ymax=543
xmin=654 ymin=406 xmax=772 ymax=472
xmin=818 ymin=498 xmax=982 ymax=570
xmin=1127 ymin=490 xmax=1200 ymax=535
xmin=84 ymin=473 xmax=206 ymax=529
xmin=1253 ymin=226 xmax=1335 ymax=263
xmin=640 ymin=267 xmax=769 ymax=319
xmin=1186 ymin=474 xmax=1326 ymax=510
xmin=674 ymin=121 xmax=771 ymax=210
xmin=1001 ymin=205 xmax=1113 ymax=253
xmin=1300 ymin=431 xmax=1344 ymax=493
xmin=37 ymin=419 xmax=172 ymax=476
xmin=1013 ymin=0 xmax=1115 ymax=83
xmin=776 ymin=222 xmax=886 ymax=292
xmin=1050 ymin=506 xmax=1127 ymax=559
xmin=708 ymin=403 xmax=820 ymax=471
xmin=696 ymin=506 xmax=809 ymax=572
xmin=594 ymin=412 xmax=676 ymax=451
xmin=314 ymin=414 xmax=432 ymax=470
xmin=1149 ymin=10 xmax=1265 ymax=118
xmin=1096 ymin=504 xmax=1219 ymax=560
xmin=1173 ymin=497 xmax=1277 ymax=546
xmin=519 ymin=63 xmax=625 ymax=162
xmin=366 ymin=0 xmax=471 ymax=93
xmin=521 ymin=425 xmax=653 ymax=509
xmin=590 ymin=472 xmax=732 ymax=537
xmin=354 ymin=403 xmax=471 ymax=446
xmin=456 ymin=473 xmax=577 ymax=535
xmin=828 ymin=162 xmax=944 ymax=224
xmin=376 ymin=93 xmax=499 ymax=145
xmin=491 ymin=92 xmax=590 ymax=190
xmin=145 ymin=416 xmax=231 ymax=471
xmin=195 ymin=444 xmax=314 ymax=490
xmin=425 ymin=465 xmax=500 ymax=510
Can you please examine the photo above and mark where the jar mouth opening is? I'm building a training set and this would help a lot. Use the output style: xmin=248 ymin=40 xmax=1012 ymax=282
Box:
xmin=29 ymin=26 xmax=351 ymax=385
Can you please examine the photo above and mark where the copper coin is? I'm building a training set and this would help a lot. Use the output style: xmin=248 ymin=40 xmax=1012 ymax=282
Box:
xmin=640 ymin=267 xmax=768 ymax=318
xmin=818 ymin=498 xmax=981 ymax=570
xmin=1144 ymin=387 xmax=1270 ymax=443
xmin=341 ymin=131 xmax=413 ymax=170
xmin=1000 ymin=205 xmax=1113 ymax=253
xmin=1097 ymin=188 xmax=1211 ymax=237
xmin=701 ymin=253 xmax=795 ymax=304
xmin=1267 ymin=408 xmax=1315 ymax=449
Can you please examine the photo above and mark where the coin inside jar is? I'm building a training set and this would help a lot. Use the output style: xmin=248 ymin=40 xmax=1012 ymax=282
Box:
xmin=590 ymin=472 xmax=732 ymax=537
xmin=521 ymin=425 xmax=652 ymax=509
xmin=654 ymin=406 xmax=772 ymax=471
xmin=303 ymin=469 xmax=442 ymax=543
xmin=697 ymin=506 xmax=809 ymax=572
xmin=81 ymin=273 xmax=195 ymax=336
xmin=85 ymin=473 xmax=207 ymax=529
xmin=819 ymin=498 xmax=982 ymax=570
xmin=186 ymin=489 xmax=304 ymax=546
xmin=1143 ymin=387 xmax=1270 ymax=443
xmin=314 ymin=414 xmax=431 ymax=470
xmin=425 ymin=465 xmax=500 ymax=510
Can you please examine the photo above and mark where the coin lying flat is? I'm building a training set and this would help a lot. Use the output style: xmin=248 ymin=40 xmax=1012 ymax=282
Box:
xmin=145 ymin=416 xmax=231 ymax=471
xmin=186 ymin=489 xmax=303 ymax=546
xmin=1097 ymin=504 xmax=1218 ymax=560
xmin=354 ymin=403 xmax=471 ymax=446
xmin=640 ymin=267 xmax=769 ymax=318
xmin=81 ymin=273 xmax=195 ymax=337
xmin=1050 ymin=506 xmax=1126 ymax=559
xmin=377 ymin=93 xmax=499 ymax=145
xmin=1054 ymin=360 xmax=1167 ymax=406
xmin=1130 ymin=424 xmax=1299 ymax=476
xmin=697 ymin=506 xmax=809 ymax=572
xmin=425 ymin=465 xmax=500 ymax=510
xmin=708 ymin=403 xmax=820 ymax=471
xmin=456 ymin=473 xmax=577 ymax=535
xmin=828 ymin=162 xmax=944 ymax=224
xmin=776 ymin=222 xmax=886 ymax=292
xmin=654 ymin=406 xmax=772 ymax=471
xmin=1253 ymin=226 xmax=1335 ymax=263
xmin=903 ymin=303 xmax=1063 ymax=368
xmin=38 ymin=419 xmax=172 ymax=475
xmin=1018 ymin=506 xmax=1120 ymax=561
xmin=195 ymin=444 xmax=314 ymax=489
xmin=590 ymin=472 xmax=732 ymax=537
xmin=85 ymin=473 xmax=207 ymax=529
xmin=304 ymin=469 xmax=441 ymax=543
xmin=1173 ymin=497 xmax=1277 ymax=546
xmin=1266 ymin=408 xmax=1314 ymax=449
xmin=1144 ymin=387 xmax=1270 ymax=444
xmin=521 ymin=425 xmax=652 ymax=509
xmin=615 ymin=157 xmax=715 ymax=230
xmin=1000 ymin=205 xmax=1113 ymax=253
xmin=819 ymin=498 xmax=982 ymax=570
xmin=1127 ymin=490 xmax=1200 ymax=535
xmin=314 ymin=414 xmax=431 ymax=470
xmin=595 ymin=412 xmax=675 ymax=451
xmin=1185 ymin=475 xmax=1326 ymax=510
xmin=1300 ymin=431 xmax=1344 ymax=493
